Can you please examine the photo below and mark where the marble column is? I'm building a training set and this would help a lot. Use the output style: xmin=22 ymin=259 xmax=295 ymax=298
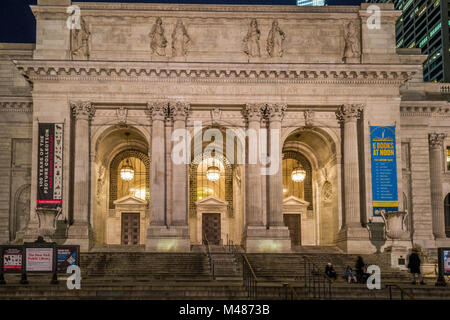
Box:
xmin=429 ymin=133 xmax=447 ymax=240
xmin=67 ymin=101 xmax=95 ymax=251
xmin=170 ymin=101 xmax=190 ymax=226
xmin=148 ymin=101 xmax=168 ymax=226
xmin=243 ymin=103 xmax=264 ymax=227
xmin=266 ymin=103 xmax=287 ymax=227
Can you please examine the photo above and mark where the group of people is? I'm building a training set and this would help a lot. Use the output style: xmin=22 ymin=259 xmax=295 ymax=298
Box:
xmin=324 ymin=256 xmax=371 ymax=284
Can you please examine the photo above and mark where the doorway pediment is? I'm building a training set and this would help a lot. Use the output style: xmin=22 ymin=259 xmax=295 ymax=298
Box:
xmin=196 ymin=196 xmax=227 ymax=211
xmin=283 ymin=196 xmax=309 ymax=213
xmin=113 ymin=195 xmax=147 ymax=206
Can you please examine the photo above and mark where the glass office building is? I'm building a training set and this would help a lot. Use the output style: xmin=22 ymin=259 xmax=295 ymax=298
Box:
xmin=297 ymin=0 xmax=326 ymax=5
xmin=366 ymin=0 xmax=450 ymax=82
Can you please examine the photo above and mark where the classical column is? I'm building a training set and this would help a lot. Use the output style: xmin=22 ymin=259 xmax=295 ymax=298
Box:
xmin=68 ymin=101 xmax=95 ymax=250
xmin=170 ymin=101 xmax=190 ymax=226
xmin=429 ymin=133 xmax=447 ymax=239
xmin=148 ymin=101 xmax=169 ymax=226
xmin=266 ymin=103 xmax=287 ymax=227
xmin=243 ymin=103 xmax=265 ymax=227
xmin=335 ymin=104 xmax=363 ymax=229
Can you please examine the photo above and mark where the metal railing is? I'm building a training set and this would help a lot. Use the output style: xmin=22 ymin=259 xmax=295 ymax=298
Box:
xmin=303 ymin=255 xmax=333 ymax=300
xmin=203 ymin=233 xmax=215 ymax=279
xmin=242 ymin=254 xmax=258 ymax=300
xmin=283 ymin=283 xmax=300 ymax=300
xmin=385 ymin=283 xmax=415 ymax=300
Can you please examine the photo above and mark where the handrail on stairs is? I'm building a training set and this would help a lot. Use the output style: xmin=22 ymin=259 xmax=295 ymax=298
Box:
xmin=242 ymin=253 xmax=258 ymax=299
xmin=283 ymin=282 xmax=300 ymax=300
xmin=303 ymin=255 xmax=333 ymax=300
xmin=203 ymin=232 xmax=215 ymax=279
xmin=385 ymin=283 xmax=415 ymax=300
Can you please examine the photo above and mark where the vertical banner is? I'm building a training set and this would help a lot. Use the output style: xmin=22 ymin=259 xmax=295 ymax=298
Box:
xmin=370 ymin=126 xmax=398 ymax=216
xmin=37 ymin=123 xmax=63 ymax=208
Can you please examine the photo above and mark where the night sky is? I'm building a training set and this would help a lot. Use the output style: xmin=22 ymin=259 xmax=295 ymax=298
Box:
xmin=0 ymin=0 xmax=364 ymax=43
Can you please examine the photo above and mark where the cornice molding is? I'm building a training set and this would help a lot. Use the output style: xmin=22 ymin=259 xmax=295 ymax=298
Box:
xmin=400 ymin=105 xmax=450 ymax=117
xmin=0 ymin=101 xmax=32 ymax=113
xmin=13 ymin=60 xmax=416 ymax=85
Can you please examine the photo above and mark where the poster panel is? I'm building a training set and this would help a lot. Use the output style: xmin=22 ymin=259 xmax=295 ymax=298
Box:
xmin=56 ymin=245 xmax=80 ymax=273
xmin=25 ymin=247 xmax=54 ymax=272
xmin=2 ymin=246 xmax=23 ymax=272
xmin=370 ymin=126 xmax=398 ymax=216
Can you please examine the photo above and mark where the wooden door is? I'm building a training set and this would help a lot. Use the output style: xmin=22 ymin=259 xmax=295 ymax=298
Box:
xmin=283 ymin=214 xmax=301 ymax=246
xmin=121 ymin=213 xmax=140 ymax=245
xmin=202 ymin=213 xmax=221 ymax=245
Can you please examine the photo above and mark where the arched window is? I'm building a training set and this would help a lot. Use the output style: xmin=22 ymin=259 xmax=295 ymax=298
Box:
xmin=445 ymin=193 xmax=450 ymax=237
xmin=282 ymin=151 xmax=313 ymax=209
xmin=109 ymin=149 xmax=150 ymax=208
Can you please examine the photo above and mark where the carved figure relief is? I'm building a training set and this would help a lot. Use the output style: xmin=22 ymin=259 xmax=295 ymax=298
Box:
xmin=14 ymin=185 xmax=30 ymax=239
xmin=172 ymin=19 xmax=190 ymax=57
xmin=149 ymin=17 xmax=168 ymax=56
xmin=97 ymin=165 xmax=106 ymax=204
xmin=71 ymin=17 xmax=90 ymax=60
xmin=116 ymin=106 xmax=128 ymax=126
xmin=266 ymin=20 xmax=285 ymax=57
xmin=211 ymin=107 xmax=222 ymax=123
xmin=304 ymin=109 xmax=314 ymax=127
xmin=342 ymin=21 xmax=360 ymax=63
xmin=322 ymin=181 xmax=333 ymax=202
xmin=243 ymin=19 xmax=261 ymax=57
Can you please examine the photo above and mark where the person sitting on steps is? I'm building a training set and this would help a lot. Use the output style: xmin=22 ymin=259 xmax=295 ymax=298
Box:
xmin=344 ymin=265 xmax=358 ymax=283
xmin=325 ymin=262 xmax=337 ymax=280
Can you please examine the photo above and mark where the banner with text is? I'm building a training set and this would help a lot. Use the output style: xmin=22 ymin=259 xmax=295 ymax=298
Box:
xmin=37 ymin=123 xmax=63 ymax=208
xmin=370 ymin=126 xmax=398 ymax=216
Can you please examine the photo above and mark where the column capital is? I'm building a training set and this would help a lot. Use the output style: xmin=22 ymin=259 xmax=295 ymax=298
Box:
xmin=429 ymin=133 xmax=447 ymax=149
xmin=243 ymin=103 xmax=265 ymax=122
xmin=335 ymin=104 xmax=364 ymax=123
xmin=147 ymin=100 xmax=169 ymax=121
xmin=265 ymin=103 xmax=287 ymax=122
xmin=70 ymin=101 xmax=95 ymax=120
xmin=169 ymin=101 xmax=191 ymax=121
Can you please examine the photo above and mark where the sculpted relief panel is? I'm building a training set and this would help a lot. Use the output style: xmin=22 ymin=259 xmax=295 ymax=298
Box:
xmin=87 ymin=16 xmax=359 ymax=63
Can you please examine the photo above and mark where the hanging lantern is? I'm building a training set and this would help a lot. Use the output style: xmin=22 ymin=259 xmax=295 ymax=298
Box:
xmin=120 ymin=158 xmax=134 ymax=181
xmin=291 ymin=165 xmax=306 ymax=182
xmin=206 ymin=166 xmax=220 ymax=182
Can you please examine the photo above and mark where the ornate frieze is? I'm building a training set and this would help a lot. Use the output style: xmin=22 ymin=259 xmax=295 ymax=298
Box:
xmin=0 ymin=101 xmax=32 ymax=113
xmin=400 ymin=106 xmax=450 ymax=117
xmin=266 ymin=20 xmax=285 ymax=58
xmin=428 ymin=133 xmax=447 ymax=149
xmin=243 ymin=103 xmax=265 ymax=122
xmin=265 ymin=103 xmax=287 ymax=122
xmin=70 ymin=101 xmax=95 ymax=120
xmin=148 ymin=100 xmax=169 ymax=121
xmin=169 ymin=101 xmax=191 ymax=121
xmin=14 ymin=61 xmax=416 ymax=85
xmin=335 ymin=104 xmax=364 ymax=123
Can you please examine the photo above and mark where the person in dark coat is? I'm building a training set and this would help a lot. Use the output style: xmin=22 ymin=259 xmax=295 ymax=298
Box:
xmin=325 ymin=263 xmax=337 ymax=280
xmin=355 ymin=256 xmax=365 ymax=283
xmin=407 ymin=248 xmax=425 ymax=285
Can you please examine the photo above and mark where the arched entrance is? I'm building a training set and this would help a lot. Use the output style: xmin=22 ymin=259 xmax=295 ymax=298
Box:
xmin=92 ymin=126 xmax=150 ymax=246
xmin=282 ymin=127 xmax=339 ymax=246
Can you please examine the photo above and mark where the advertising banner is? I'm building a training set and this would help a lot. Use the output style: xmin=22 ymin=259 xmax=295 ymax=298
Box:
xmin=2 ymin=247 xmax=23 ymax=272
xmin=444 ymin=249 xmax=450 ymax=275
xmin=37 ymin=123 xmax=63 ymax=208
xmin=25 ymin=247 xmax=54 ymax=272
xmin=370 ymin=126 xmax=398 ymax=216
xmin=56 ymin=245 xmax=79 ymax=273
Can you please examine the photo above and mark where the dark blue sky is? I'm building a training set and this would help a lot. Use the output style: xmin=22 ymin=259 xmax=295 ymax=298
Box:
xmin=0 ymin=0 xmax=364 ymax=43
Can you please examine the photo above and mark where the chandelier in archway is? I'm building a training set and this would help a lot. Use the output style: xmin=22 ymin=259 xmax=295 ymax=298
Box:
xmin=291 ymin=165 xmax=306 ymax=182
xmin=120 ymin=132 xmax=134 ymax=181
xmin=206 ymin=165 xmax=220 ymax=182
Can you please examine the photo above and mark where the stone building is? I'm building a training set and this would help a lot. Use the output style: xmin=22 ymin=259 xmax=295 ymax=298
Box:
xmin=1 ymin=1 xmax=450 ymax=256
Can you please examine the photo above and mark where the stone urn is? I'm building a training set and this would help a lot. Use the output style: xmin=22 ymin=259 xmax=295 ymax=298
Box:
xmin=36 ymin=207 xmax=62 ymax=236
xmin=380 ymin=210 xmax=409 ymax=240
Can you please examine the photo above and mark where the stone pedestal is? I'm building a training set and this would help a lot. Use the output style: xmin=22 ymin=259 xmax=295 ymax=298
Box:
xmin=336 ymin=224 xmax=372 ymax=253
xmin=385 ymin=244 xmax=409 ymax=270
xmin=245 ymin=226 xmax=291 ymax=253
xmin=146 ymin=225 xmax=190 ymax=252
xmin=65 ymin=222 xmax=91 ymax=251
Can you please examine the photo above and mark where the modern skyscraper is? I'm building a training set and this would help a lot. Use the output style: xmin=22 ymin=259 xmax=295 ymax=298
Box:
xmin=366 ymin=0 xmax=450 ymax=82
xmin=297 ymin=0 xmax=326 ymax=6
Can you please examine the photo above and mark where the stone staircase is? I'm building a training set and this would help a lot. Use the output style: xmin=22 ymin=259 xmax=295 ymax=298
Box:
xmin=0 ymin=248 xmax=448 ymax=300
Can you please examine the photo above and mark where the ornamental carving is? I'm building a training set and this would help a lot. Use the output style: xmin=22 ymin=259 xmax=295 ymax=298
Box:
xmin=342 ymin=21 xmax=360 ymax=63
xmin=71 ymin=17 xmax=90 ymax=60
xmin=429 ymin=133 xmax=447 ymax=148
xmin=171 ymin=19 xmax=190 ymax=57
xmin=265 ymin=103 xmax=287 ymax=121
xmin=322 ymin=181 xmax=333 ymax=202
xmin=243 ymin=19 xmax=261 ymax=58
xmin=169 ymin=101 xmax=191 ymax=121
xmin=304 ymin=109 xmax=314 ymax=127
xmin=70 ymin=101 xmax=95 ymax=120
xmin=335 ymin=104 xmax=364 ymax=122
xmin=116 ymin=106 xmax=128 ymax=126
xmin=267 ymin=20 xmax=285 ymax=58
xmin=211 ymin=108 xmax=222 ymax=123
xmin=243 ymin=103 xmax=265 ymax=122
xmin=149 ymin=17 xmax=167 ymax=56
xmin=148 ymin=101 xmax=169 ymax=121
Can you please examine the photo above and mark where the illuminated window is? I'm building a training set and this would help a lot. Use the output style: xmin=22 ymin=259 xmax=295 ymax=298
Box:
xmin=282 ymin=151 xmax=313 ymax=210
xmin=446 ymin=146 xmax=450 ymax=171
xmin=117 ymin=156 xmax=146 ymax=200
xmin=196 ymin=157 xmax=226 ymax=201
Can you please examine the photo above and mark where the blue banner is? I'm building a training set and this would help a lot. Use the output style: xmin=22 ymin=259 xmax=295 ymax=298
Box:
xmin=370 ymin=126 xmax=398 ymax=216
